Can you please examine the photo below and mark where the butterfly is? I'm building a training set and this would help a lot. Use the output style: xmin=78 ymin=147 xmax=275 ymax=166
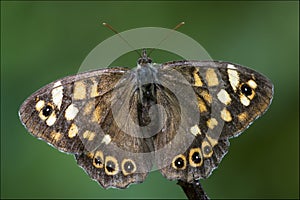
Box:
xmin=19 ymin=49 xmax=273 ymax=191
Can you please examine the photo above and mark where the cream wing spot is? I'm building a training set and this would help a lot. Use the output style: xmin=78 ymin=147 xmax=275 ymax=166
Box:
xmin=240 ymin=95 xmax=250 ymax=106
xmin=238 ymin=112 xmax=248 ymax=122
xmin=197 ymin=97 xmax=207 ymax=113
xmin=227 ymin=69 xmax=239 ymax=92
xmin=51 ymin=81 xmax=63 ymax=110
xmin=190 ymin=125 xmax=202 ymax=136
xmin=193 ymin=69 xmax=203 ymax=87
xmin=227 ymin=63 xmax=237 ymax=69
xmin=206 ymin=68 xmax=219 ymax=86
xmin=220 ymin=108 xmax=232 ymax=122
xmin=35 ymin=100 xmax=45 ymax=112
xmin=65 ymin=104 xmax=79 ymax=121
xmin=86 ymin=151 xmax=94 ymax=159
xmin=46 ymin=112 xmax=57 ymax=126
xmin=50 ymin=131 xmax=62 ymax=141
xmin=200 ymin=90 xmax=212 ymax=104
xmin=92 ymin=106 xmax=102 ymax=122
xmin=83 ymin=130 xmax=96 ymax=141
xmin=90 ymin=78 xmax=100 ymax=97
xmin=73 ymin=81 xmax=86 ymax=100
xmin=248 ymin=79 xmax=257 ymax=89
xmin=68 ymin=123 xmax=78 ymax=138
xmin=207 ymin=118 xmax=218 ymax=130
xmin=83 ymin=101 xmax=95 ymax=115
xmin=217 ymin=89 xmax=232 ymax=105
xmin=101 ymin=134 xmax=112 ymax=145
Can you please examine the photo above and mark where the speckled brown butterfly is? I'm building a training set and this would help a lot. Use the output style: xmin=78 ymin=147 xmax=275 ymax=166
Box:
xmin=19 ymin=49 xmax=273 ymax=193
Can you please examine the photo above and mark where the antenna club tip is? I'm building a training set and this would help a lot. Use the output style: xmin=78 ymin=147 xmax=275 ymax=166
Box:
xmin=181 ymin=22 xmax=185 ymax=24
xmin=102 ymin=22 xmax=107 ymax=26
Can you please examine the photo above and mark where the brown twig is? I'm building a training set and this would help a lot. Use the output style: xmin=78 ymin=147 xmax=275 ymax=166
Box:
xmin=177 ymin=180 xmax=210 ymax=200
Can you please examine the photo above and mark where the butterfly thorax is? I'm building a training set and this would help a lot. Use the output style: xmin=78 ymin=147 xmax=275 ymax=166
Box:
xmin=134 ymin=51 xmax=162 ymax=135
xmin=136 ymin=49 xmax=158 ymax=103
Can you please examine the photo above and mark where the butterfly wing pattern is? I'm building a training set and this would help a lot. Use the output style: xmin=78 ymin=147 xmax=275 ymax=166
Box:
xmin=19 ymin=51 xmax=273 ymax=192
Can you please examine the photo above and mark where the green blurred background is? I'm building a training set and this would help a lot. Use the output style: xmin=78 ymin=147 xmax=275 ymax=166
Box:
xmin=1 ymin=1 xmax=299 ymax=199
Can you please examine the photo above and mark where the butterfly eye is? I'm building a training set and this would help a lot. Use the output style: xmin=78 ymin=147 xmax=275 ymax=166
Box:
xmin=42 ymin=105 xmax=53 ymax=117
xmin=240 ymin=83 xmax=253 ymax=96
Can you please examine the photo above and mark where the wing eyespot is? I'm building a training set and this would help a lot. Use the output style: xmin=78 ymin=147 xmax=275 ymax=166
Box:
xmin=37 ymin=103 xmax=57 ymax=126
xmin=240 ymin=83 xmax=253 ymax=97
xmin=121 ymin=159 xmax=137 ymax=176
xmin=42 ymin=105 xmax=53 ymax=117
xmin=93 ymin=151 xmax=104 ymax=168
xmin=189 ymin=148 xmax=203 ymax=167
xmin=172 ymin=154 xmax=186 ymax=170
xmin=105 ymin=156 xmax=119 ymax=175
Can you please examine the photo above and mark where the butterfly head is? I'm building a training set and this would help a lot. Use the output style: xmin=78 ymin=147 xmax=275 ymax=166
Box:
xmin=137 ymin=49 xmax=152 ymax=67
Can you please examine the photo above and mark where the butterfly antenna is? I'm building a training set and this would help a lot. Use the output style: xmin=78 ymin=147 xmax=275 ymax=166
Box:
xmin=148 ymin=21 xmax=185 ymax=56
xmin=102 ymin=22 xmax=141 ymax=57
